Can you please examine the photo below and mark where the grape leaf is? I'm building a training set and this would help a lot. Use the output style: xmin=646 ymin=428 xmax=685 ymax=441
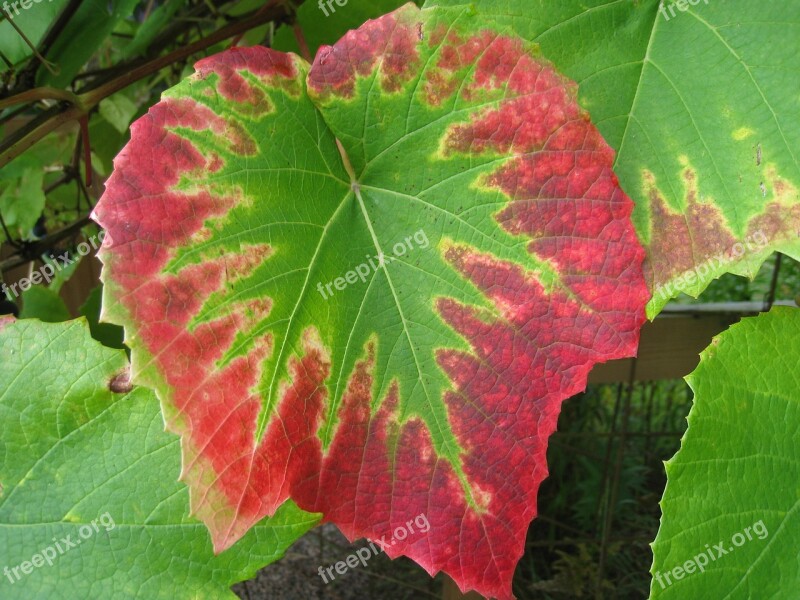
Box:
xmin=0 ymin=318 xmax=319 ymax=599
xmin=651 ymin=307 xmax=800 ymax=598
xmin=92 ymin=4 xmax=648 ymax=598
xmin=424 ymin=0 xmax=800 ymax=316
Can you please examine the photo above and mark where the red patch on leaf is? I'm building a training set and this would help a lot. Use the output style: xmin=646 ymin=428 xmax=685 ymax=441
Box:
xmin=195 ymin=46 xmax=300 ymax=116
xmin=308 ymin=4 xmax=420 ymax=98
xmin=442 ymin=38 xmax=585 ymax=156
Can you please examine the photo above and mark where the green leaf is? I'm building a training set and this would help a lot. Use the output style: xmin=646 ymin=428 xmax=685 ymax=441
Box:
xmin=0 ymin=318 xmax=319 ymax=599
xmin=0 ymin=130 xmax=75 ymax=236
xmin=121 ymin=0 xmax=187 ymax=59
xmin=79 ymin=285 xmax=126 ymax=349
xmin=651 ymin=306 xmax=800 ymax=598
xmin=99 ymin=94 xmax=140 ymax=134
xmin=424 ymin=0 xmax=800 ymax=316
xmin=89 ymin=113 xmax=128 ymax=176
xmin=18 ymin=285 xmax=71 ymax=322
xmin=0 ymin=164 xmax=45 ymax=236
xmin=37 ymin=0 xmax=140 ymax=88
xmin=272 ymin=0 xmax=418 ymax=57
xmin=93 ymin=5 xmax=649 ymax=598
xmin=0 ymin=0 xmax=70 ymax=65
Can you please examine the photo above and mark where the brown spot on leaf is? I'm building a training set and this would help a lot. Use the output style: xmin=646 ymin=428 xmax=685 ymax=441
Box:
xmin=748 ymin=202 xmax=800 ymax=242
xmin=109 ymin=369 xmax=133 ymax=394
xmin=646 ymin=166 xmax=800 ymax=298
xmin=645 ymin=169 xmax=736 ymax=290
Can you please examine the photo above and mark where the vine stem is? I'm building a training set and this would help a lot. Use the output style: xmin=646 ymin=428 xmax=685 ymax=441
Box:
xmin=0 ymin=87 xmax=84 ymax=111
xmin=293 ymin=23 xmax=313 ymax=62
xmin=0 ymin=3 xmax=294 ymax=168
xmin=79 ymin=115 xmax=92 ymax=187
xmin=229 ymin=0 xmax=283 ymax=48
xmin=0 ymin=7 xmax=58 ymax=75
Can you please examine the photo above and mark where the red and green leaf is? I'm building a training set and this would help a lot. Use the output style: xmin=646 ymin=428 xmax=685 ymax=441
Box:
xmin=426 ymin=0 xmax=800 ymax=317
xmin=92 ymin=5 xmax=648 ymax=598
